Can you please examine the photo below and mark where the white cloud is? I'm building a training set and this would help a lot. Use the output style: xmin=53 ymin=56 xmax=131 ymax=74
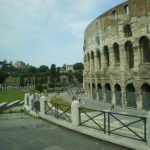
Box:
xmin=0 ymin=0 xmax=126 ymax=66
xmin=66 ymin=21 xmax=89 ymax=39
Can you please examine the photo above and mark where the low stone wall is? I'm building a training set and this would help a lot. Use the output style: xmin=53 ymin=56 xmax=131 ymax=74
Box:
xmin=0 ymin=85 xmax=34 ymax=91
xmin=24 ymin=93 xmax=150 ymax=150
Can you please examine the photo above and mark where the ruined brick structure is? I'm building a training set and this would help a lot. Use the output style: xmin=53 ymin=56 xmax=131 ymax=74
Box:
xmin=83 ymin=0 xmax=150 ymax=110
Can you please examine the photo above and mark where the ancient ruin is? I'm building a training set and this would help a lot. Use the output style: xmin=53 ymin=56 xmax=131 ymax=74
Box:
xmin=83 ymin=0 xmax=150 ymax=110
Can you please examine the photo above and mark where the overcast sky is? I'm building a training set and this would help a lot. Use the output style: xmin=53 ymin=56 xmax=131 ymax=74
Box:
xmin=0 ymin=0 xmax=126 ymax=67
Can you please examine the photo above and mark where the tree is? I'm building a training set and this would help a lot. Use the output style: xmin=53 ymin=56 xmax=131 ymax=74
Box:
xmin=0 ymin=71 xmax=8 ymax=84
xmin=73 ymin=62 xmax=84 ymax=71
xmin=74 ymin=71 xmax=83 ymax=83
xmin=56 ymin=67 xmax=60 ymax=82
xmin=38 ymin=65 xmax=49 ymax=72
xmin=66 ymin=70 xmax=73 ymax=82
xmin=27 ymin=66 xmax=37 ymax=73
xmin=50 ymin=64 xmax=56 ymax=82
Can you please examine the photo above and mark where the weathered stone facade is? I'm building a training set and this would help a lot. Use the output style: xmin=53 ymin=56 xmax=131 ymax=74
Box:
xmin=83 ymin=0 xmax=150 ymax=110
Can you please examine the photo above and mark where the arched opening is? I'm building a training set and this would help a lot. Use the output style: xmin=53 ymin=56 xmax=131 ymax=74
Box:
xmin=92 ymin=83 xmax=96 ymax=100
xmin=113 ymin=43 xmax=120 ymax=64
xmin=91 ymin=51 xmax=95 ymax=68
xmin=123 ymin=24 xmax=132 ymax=37
xmin=139 ymin=36 xmax=150 ymax=63
xmin=97 ymin=83 xmax=102 ymax=101
xmin=141 ymin=83 xmax=150 ymax=110
xmin=126 ymin=83 xmax=136 ymax=108
xmin=105 ymin=83 xmax=112 ymax=103
xmin=96 ymin=49 xmax=101 ymax=69
xmin=115 ymin=84 xmax=122 ymax=106
xmin=104 ymin=46 xmax=109 ymax=66
xmin=125 ymin=41 xmax=134 ymax=69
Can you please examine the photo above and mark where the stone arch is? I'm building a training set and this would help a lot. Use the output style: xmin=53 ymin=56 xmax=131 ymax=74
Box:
xmin=125 ymin=41 xmax=134 ymax=69
xmin=103 ymin=46 xmax=109 ymax=66
xmin=115 ymin=84 xmax=122 ymax=106
xmin=92 ymin=83 xmax=96 ymax=100
xmin=96 ymin=49 xmax=101 ymax=68
xmin=123 ymin=24 xmax=132 ymax=37
xmin=97 ymin=83 xmax=102 ymax=101
xmin=126 ymin=83 xmax=136 ymax=108
xmin=113 ymin=43 xmax=120 ymax=64
xmin=105 ymin=83 xmax=112 ymax=103
xmin=139 ymin=36 xmax=150 ymax=63
xmin=141 ymin=83 xmax=150 ymax=110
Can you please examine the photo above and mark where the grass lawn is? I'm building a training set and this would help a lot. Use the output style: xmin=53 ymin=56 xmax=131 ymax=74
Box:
xmin=50 ymin=96 xmax=71 ymax=106
xmin=49 ymin=96 xmax=92 ymax=113
xmin=0 ymin=90 xmax=26 ymax=103
xmin=50 ymin=96 xmax=71 ymax=113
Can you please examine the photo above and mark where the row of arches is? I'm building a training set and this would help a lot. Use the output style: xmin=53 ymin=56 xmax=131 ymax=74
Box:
xmin=84 ymin=36 xmax=150 ymax=69
xmin=87 ymin=82 xmax=150 ymax=110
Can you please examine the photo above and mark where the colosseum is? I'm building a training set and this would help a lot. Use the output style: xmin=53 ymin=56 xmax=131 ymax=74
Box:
xmin=83 ymin=0 xmax=150 ymax=111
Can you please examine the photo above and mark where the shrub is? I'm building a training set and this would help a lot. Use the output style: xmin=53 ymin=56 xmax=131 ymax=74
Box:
xmin=35 ymin=84 xmax=43 ymax=92
xmin=48 ymin=83 xmax=55 ymax=88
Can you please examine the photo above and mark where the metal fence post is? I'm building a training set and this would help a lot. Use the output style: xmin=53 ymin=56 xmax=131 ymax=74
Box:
xmin=104 ymin=111 xmax=106 ymax=134
xmin=108 ymin=111 xmax=110 ymax=135
xmin=147 ymin=111 xmax=150 ymax=147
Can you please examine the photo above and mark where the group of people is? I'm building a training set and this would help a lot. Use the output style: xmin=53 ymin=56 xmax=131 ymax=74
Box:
xmin=72 ymin=96 xmax=81 ymax=102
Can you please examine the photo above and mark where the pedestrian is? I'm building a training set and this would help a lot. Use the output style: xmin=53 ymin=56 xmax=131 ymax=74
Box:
xmin=78 ymin=98 xmax=81 ymax=102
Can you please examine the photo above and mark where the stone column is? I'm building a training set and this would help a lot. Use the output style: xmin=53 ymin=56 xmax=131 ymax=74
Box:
xmin=29 ymin=94 xmax=34 ymax=110
xmin=87 ymin=83 xmax=91 ymax=98
xmin=40 ymin=95 xmax=46 ymax=114
xmin=101 ymin=51 xmax=105 ymax=71
xmin=111 ymin=87 xmax=116 ymax=106
xmin=122 ymin=90 xmax=127 ymax=108
xmin=85 ymin=59 xmax=88 ymax=71
xmin=136 ymin=91 xmax=142 ymax=110
xmin=109 ymin=46 xmax=114 ymax=68
xmin=120 ymin=45 xmax=127 ymax=71
xmin=24 ymin=93 xmax=30 ymax=106
xmin=71 ymin=100 xmax=80 ymax=126
xmin=102 ymin=84 xmax=106 ymax=102
xmin=96 ymin=84 xmax=99 ymax=101
xmin=95 ymin=54 xmax=101 ymax=72
xmin=135 ymin=86 xmax=142 ymax=110
xmin=90 ymin=56 xmax=93 ymax=72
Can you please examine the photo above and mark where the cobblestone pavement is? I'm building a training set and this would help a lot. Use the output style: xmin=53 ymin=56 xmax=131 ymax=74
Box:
xmin=0 ymin=115 xmax=132 ymax=150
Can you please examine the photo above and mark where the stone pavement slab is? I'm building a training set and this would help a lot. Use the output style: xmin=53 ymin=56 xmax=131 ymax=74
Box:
xmin=0 ymin=115 xmax=132 ymax=150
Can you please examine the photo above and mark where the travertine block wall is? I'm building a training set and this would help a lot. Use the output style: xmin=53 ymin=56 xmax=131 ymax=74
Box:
xmin=83 ymin=0 xmax=150 ymax=110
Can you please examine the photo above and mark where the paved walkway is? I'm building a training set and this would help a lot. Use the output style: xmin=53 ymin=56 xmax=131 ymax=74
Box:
xmin=0 ymin=115 xmax=132 ymax=150
xmin=51 ymin=92 xmax=148 ymax=116
xmin=47 ymin=92 xmax=147 ymax=142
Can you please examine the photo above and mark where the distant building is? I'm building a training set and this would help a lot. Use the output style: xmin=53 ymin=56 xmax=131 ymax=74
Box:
xmin=14 ymin=61 xmax=25 ymax=68
xmin=65 ymin=65 xmax=74 ymax=72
